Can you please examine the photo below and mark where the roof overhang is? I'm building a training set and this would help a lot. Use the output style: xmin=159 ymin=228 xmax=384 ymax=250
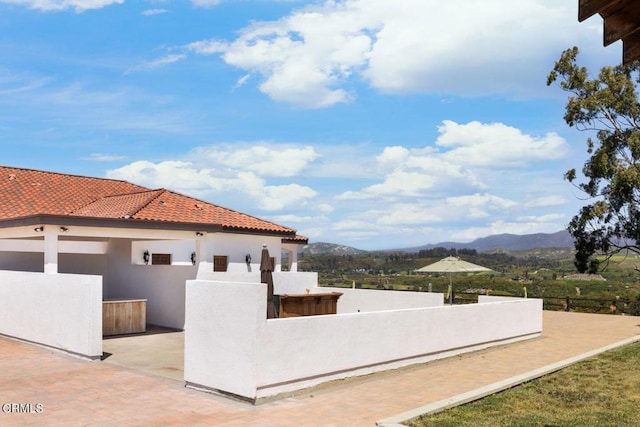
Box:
xmin=0 ymin=214 xmax=296 ymax=237
xmin=282 ymin=235 xmax=309 ymax=245
xmin=0 ymin=214 xmax=219 ymax=232
xmin=579 ymin=0 xmax=640 ymax=64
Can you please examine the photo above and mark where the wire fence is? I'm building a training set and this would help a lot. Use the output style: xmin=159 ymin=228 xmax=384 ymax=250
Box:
xmin=453 ymin=291 xmax=634 ymax=315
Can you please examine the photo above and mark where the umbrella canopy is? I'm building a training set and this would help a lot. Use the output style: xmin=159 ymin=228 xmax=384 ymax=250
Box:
xmin=415 ymin=256 xmax=491 ymax=304
xmin=260 ymin=244 xmax=278 ymax=319
xmin=415 ymin=256 xmax=491 ymax=274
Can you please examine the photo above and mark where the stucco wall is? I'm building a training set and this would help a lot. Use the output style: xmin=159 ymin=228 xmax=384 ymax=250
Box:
xmin=106 ymin=239 xmax=197 ymax=329
xmin=59 ymin=252 xmax=108 ymax=283
xmin=0 ymin=252 xmax=43 ymax=272
xmin=184 ymin=280 xmax=265 ymax=397
xmin=193 ymin=272 xmax=317 ymax=295
xmin=318 ymin=287 xmax=444 ymax=313
xmin=257 ymin=297 xmax=541 ymax=397
xmin=184 ymin=280 xmax=542 ymax=401
xmin=0 ymin=270 xmax=102 ymax=359
xmin=197 ymin=234 xmax=283 ymax=275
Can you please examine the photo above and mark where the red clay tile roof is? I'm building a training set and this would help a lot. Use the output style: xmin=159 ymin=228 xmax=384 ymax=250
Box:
xmin=71 ymin=189 xmax=165 ymax=219
xmin=0 ymin=166 xmax=298 ymax=235
xmin=282 ymin=235 xmax=309 ymax=244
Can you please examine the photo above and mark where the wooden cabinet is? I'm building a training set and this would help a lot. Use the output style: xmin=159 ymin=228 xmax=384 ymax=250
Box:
xmin=103 ymin=299 xmax=147 ymax=336
xmin=279 ymin=292 xmax=343 ymax=318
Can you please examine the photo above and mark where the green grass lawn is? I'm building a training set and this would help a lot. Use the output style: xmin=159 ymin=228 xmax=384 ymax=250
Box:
xmin=407 ymin=341 xmax=640 ymax=426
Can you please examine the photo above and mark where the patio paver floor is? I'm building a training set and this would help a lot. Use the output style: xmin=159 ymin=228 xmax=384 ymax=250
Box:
xmin=1 ymin=310 xmax=639 ymax=426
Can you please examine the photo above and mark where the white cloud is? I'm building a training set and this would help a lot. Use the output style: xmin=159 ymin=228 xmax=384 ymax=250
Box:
xmin=233 ymin=74 xmax=251 ymax=90
xmin=0 ymin=0 xmax=123 ymax=11
xmin=517 ymin=213 xmax=565 ymax=222
xmin=338 ymin=170 xmax=439 ymax=200
xmin=106 ymin=149 xmax=319 ymax=212
xmin=342 ymin=122 xmax=559 ymax=201
xmin=338 ymin=119 xmax=568 ymax=202
xmin=344 ymin=194 xmax=517 ymax=228
xmin=254 ymin=181 xmax=317 ymax=211
xmin=191 ymin=0 xmax=221 ymax=7
xmin=192 ymin=144 xmax=319 ymax=177
xmin=83 ymin=153 xmax=127 ymax=161
xmin=0 ymin=69 xmax=53 ymax=95
xmin=436 ymin=121 xmax=568 ymax=167
xmin=126 ymin=54 xmax=187 ymax=74
xmin=316 ymin=203 xmax=334 ymax=214
xmin=524 ymin=195 xmax=567 ymax=208
xmin=324 ymin=118 xmax=574 ymax=247
xmin=184 ymin=39 xmax=228 ymax=55
xmin=179 ymin=0 xmax=596 ymax=107
xmin=98 ymin=123 xmax=571 ymax=248
xmin=142 ymin=8 xmax=168 ymax=16
xmin=106 ymin=160 xmax=220 ymax=192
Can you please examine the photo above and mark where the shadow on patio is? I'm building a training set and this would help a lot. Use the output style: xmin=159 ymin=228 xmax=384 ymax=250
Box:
xmin=102 ymin=325 xmax=184 ymax=382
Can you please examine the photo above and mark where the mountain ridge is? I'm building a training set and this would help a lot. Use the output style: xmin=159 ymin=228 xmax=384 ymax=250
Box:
xmin=300 ymin=230 xmax=574 ymax=255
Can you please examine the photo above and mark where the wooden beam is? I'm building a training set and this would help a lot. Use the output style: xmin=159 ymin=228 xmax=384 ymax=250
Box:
xmin=579 ymin=0 xmax=623 ymax=22
xmin=623 ymin=31 xmax=640 ymax=64
xmin=604 ymin=6 xmax=640 ymax=46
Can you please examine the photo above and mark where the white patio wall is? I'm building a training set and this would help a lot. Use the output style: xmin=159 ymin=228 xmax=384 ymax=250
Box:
xmin=194 ymin=271 xmax=318 ymax=296
xmin=0 ymin=270 xmax=102 ymax=359
xmin=318 ymin=287 xmax=444 ymax=313
xmin=185 ymin=281 xmax=265 ymax=398
xmin=184 ymin=280 xmax=542 ymax=402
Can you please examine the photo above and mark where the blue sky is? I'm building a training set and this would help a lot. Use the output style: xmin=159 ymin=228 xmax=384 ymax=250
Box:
xmin=0 ymin=0 xmax=623 ymax=250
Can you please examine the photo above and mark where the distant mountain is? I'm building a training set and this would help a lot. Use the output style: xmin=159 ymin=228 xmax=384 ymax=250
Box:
xmin=399 ymin=230 xmax=575 ymax=253
xmin=299 ymin=242 xmax=367 ymax=256
xmin=300 ymin=231 xmax=575 ymax=256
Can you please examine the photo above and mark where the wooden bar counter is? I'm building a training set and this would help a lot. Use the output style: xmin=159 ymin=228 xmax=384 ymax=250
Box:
xmin=103 ymin=299 xmax=147 ymax=336
xmin=279 ymin=292 xmax=343 ymax=318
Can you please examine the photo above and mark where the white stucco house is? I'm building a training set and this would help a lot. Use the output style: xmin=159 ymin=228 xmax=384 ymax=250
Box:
xmin=0 ymin=165 xmax=543 ymax=403
xmin=0 ymin=165 xmax=307 ymax=351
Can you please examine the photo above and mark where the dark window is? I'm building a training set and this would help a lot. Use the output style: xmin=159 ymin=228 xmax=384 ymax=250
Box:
xmin=152 ymin=253 xmax=172 ymax=265
xmin=213 ymin=255 xmax=228 ymax=272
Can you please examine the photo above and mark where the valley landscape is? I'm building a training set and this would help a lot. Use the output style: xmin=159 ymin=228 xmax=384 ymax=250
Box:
xmin=298 ymin=231 xmax=640 ymax=316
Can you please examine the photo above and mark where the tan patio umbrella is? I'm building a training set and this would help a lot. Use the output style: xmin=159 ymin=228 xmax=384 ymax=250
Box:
xmin=260 ymin=244 xmax=278 ymax=319
xmin=415 ymin=256 xmax=491 ymax=304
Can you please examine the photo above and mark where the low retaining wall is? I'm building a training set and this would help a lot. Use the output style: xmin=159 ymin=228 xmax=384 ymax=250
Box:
xmin=318 ymin=287 xmax=444 ymax=313
xmin=184 ymin=280 xmax=542 ymax=402
xmin=0 ymin=270 xmax=102 ymax=359
xmin=193 ymin=271 xmax=318 ymax=295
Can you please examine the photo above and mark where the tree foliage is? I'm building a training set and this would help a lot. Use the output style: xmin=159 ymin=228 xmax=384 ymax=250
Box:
xmin=547 ymin=47 xmax=640 ymax=273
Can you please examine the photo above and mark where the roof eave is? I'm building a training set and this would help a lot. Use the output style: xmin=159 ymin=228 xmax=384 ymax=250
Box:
xmin=0 ymin=215 xmax=224 ymax=233
xmin=0 ymin=214 xmax=298 ymax=237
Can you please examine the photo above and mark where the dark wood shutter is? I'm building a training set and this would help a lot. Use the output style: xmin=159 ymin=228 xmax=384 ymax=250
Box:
xmin=213 ymin=255 xmax=228 ymax=272
xmin=151 ymin=253 xmax=171 ymax=265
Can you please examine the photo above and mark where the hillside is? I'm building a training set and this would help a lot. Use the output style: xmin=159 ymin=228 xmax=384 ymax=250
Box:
xmin=298 ymin=242 xmax=367 ymax=256
xmin=396 ymin=230 xmax=574 ymax=252
xmin=301 ymin=230 xmax=574 ymax=256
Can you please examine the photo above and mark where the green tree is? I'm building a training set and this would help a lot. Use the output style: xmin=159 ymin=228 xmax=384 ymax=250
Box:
xmin=547 ymin=47 xmax=640 ymax=273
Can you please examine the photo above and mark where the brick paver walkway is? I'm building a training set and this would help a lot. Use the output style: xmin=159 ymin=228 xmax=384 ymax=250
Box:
xmin=1 ymin=311 xmax=639 ymax=426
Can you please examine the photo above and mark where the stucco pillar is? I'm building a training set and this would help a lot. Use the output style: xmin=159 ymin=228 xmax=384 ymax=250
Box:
xmin=282 ymin=244 xmax=298 ymax=272
xmin=289 ymin=249 xmax=298 ymax=272
xmin=43 ymin=229 xmax=59 ymax=274
xmin=194 ymin=235 xmax=208 ymax=278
